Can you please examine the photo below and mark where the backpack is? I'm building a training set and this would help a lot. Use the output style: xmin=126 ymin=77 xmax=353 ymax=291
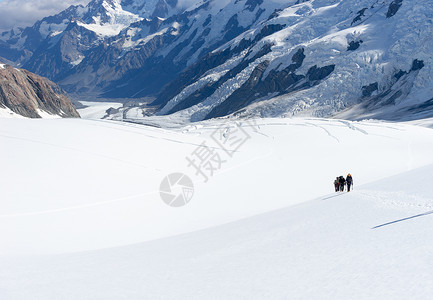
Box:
xmin=347 ymin=175 xmax=352 ymax=184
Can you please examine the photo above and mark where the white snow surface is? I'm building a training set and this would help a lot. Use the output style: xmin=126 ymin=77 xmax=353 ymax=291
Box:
xmin=77 ymin=1 xmax=142 ymax=37
xmin=0 ymin=106 xmax=25 ymax=118
xmin=406 ymin=117 xmax=433 ymax=129
xmin=39 ymin=20 xmax=70 ymax=39
xmin=77 ymin=101 xmax=122 ymax=119
xmin=1 ymin=117 xmax=433 ymax=298
xmin=36 ymin=109 xmax=62 ymax=119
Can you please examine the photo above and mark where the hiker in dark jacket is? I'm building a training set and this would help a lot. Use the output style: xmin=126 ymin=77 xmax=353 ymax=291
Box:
xmin=346 ymin=174 xmax=353 ymax=192
xmin=334 ymin=177 xmax=339 ymax=192
xmin=339 ymin=176 xmax=346 ymax=192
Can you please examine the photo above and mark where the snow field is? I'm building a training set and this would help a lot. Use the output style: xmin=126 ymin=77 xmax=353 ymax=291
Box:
xmin=1 ymin=116 xmax=433 ymax=299
xmin=1 ymin=117 xmax=433 ymax=256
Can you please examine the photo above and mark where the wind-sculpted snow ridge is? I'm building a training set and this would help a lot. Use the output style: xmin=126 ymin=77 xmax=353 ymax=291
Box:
xmin=1 ymin=117 xmax=433 ymax=298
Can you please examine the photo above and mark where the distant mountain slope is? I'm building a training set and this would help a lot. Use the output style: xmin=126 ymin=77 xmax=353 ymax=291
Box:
xmin=150 ymin=0 xmax=433 ymax=121
xmin=0 ymin=63 xmax=80 ymax=118
xmin=0 ymin=0 xmax=182 ymax=83
xmin=1 ymin=0 xmax=432 ymax=122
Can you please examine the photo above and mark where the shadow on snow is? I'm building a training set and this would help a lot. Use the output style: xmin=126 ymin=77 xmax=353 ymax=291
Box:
xmin=372 ymin=210 xmax=433 ymax=229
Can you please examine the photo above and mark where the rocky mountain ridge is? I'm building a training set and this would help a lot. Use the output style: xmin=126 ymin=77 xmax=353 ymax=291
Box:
xmin=0 ymin=63 xmax=80 ymax=118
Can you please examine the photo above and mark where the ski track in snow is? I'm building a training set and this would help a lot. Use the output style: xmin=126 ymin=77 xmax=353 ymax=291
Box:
xmin=2 ymin=117 xmax=433 ymax=299
xmin=338 ymin=120 xmax=369 ymax=135
xmin=358 ymin=190 xmax=433 ymax=212
xmin=306 ymin=122 xmax=340 ymax=143
xmin=86 ymin=119 xmax=241 ymax=152
xmin=0 ymin=191 xmax=158 ymax=218
xmin=0 ymin=133 xmax=162 ymax=172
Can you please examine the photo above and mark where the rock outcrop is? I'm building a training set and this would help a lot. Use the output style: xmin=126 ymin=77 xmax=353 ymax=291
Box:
xmin=0 ymin=63 xmax=80 ymax=118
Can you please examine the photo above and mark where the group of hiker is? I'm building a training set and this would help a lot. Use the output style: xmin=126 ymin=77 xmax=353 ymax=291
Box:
xmin=334 ymin=174 xmax=353 ymax=192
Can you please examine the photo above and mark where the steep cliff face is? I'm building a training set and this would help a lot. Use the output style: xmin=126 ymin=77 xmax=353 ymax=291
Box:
xmin=0 ymin=63 xmax=80 ymax=118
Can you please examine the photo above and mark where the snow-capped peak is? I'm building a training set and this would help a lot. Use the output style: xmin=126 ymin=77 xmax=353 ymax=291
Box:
xmin=77 ymin=0 xmax=143 ymax=37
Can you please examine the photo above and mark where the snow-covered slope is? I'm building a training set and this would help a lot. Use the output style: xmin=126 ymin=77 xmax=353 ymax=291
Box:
xmin=1 ymin=117 xmax=433 ymax=298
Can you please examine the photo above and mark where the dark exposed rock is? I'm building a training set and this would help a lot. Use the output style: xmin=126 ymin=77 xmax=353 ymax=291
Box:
xmin=386 ymin=0 xmax=403 ymax=18
xmin=90 ymin=22 xmax=186 ymax=98
xmin=0 ymin=63 xmax=80 ymax=118
xmin=152 ymin=41 xmax=252 ymax=107
xmin=394 ymin=70 xmax=407 ymax=80
xmin=252 ymin=48 xmax=306 ymax=96
xmin=224 ymin=14 xmax=245 ymax=41
xmin=362 ymin=82 xmax=378 ymax=97
xmin=291 ymin=48 xmax=306 ymax=67
xmin=105 ymin=106 xmax=120 ymax=116
xmin=411 ymin=59 xmax=424 ymax=71
xmin=254 ymin=8 xmax=266 ymax=23
xmin=267 ymin=9 xmax=283 ymax=21
xmin=202 ymin=27 xmax=211 ymax=37
xmin=359 ymin=58 xmax=426 ymax=113
xmin=23 ymin=22 xmax=99 ymax=81
xmin=407 ymin=98 xmax=433 ymax=112
xmin=253 ymin=24 xmax=286 ymax=43
xmin=167 ymin=44 xmax=273 ymax=114
xmin=306 ymin=64 xmax=335 ymax=81
xmin=205 ymin=50 xmax=336 ymax=119
xmin=384 ymin=90 xmax=403 ymax=105
xmin=351 ymin=8 xmax=367 ymax=25
xmin=152 ymin=24 xmax=286 ymax=109
xmin=347 ymin=40 xmax=363 ymax=51
xmin=394 ymin=59 xmax=424 ymax=81
xmin=203 ymin=14 xmax=212 ymax=27
xmin=205 ymin=61 xmax=271 ymax=119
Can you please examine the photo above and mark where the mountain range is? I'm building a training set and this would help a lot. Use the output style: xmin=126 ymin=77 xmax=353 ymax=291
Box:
xmin=1 ymin=0 xmax=432 ymax=121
